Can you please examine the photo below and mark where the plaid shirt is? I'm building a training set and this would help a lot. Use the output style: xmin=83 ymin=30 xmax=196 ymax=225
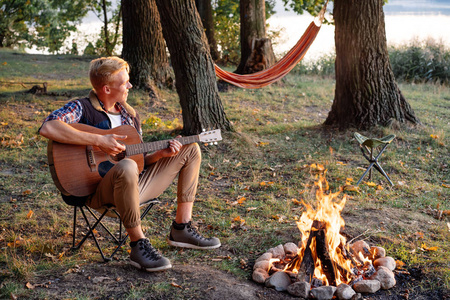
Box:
xmin=43 ymin=98 xmax=139 ymax=133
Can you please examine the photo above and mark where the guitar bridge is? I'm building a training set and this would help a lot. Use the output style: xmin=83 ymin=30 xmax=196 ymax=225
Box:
xmin=86 ymin=145 xmax=97 ymax=172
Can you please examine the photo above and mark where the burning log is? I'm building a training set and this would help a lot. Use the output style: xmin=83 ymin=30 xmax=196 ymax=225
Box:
xmin=315 ymin=221 xmax=337 ymax=286
xmin=294 ymin=220 xmax=339 ymax=286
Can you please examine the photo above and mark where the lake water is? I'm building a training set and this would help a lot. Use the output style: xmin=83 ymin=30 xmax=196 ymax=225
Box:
xmin=270 ymin=0 xmax=450 ymax=59
xmin=27 ymin=0 xmax=450 ymax=59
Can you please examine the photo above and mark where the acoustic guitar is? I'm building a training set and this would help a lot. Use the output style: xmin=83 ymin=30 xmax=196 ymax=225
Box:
xmin=47 ymin=123 xmax=222 ymax=197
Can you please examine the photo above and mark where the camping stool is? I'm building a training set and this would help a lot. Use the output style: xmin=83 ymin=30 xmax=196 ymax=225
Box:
xmin=62 ymin=194 xmax=159 ymax=262
xmin=354 ymin=132 xmax=396 ymax=186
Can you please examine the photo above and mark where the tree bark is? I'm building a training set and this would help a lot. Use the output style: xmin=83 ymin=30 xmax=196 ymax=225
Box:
xmin=155 ymin=0 xmax=233 ymax=135
xmin=235 ymin=0 xmax=276 ymax=74
xmin=325 ymin=0 xmax=420 ymax=129
xmin=195 ymin=0 xmax=220 ymax=61
xmin=122 ymin=0 xmax=172 ymax=97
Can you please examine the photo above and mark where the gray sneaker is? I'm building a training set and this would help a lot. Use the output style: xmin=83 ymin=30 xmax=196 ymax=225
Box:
xmin=130 ymin=239 xmax=172 ymax=272
xmin=168 ymin=221 xmax=221 ymax=249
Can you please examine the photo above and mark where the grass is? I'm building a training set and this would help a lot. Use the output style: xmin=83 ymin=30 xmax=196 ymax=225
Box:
xmin=0 ymin=49 xmax=449 ymax=298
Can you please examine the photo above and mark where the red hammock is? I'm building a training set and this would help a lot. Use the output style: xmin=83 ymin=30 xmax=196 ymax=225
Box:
xmin=215 ymin=10 xmax=325 ymax=89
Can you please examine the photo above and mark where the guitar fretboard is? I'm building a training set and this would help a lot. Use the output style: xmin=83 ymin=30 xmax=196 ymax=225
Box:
xmin=125 ymin=135 xmax=200 ymax=156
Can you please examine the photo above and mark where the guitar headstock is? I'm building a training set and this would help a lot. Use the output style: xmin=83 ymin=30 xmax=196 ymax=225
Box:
xmin=199 ymin=129 xmax=222 ymax=144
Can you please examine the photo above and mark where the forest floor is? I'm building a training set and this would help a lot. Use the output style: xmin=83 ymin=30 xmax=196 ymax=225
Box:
xmin=0 ymin=51 xmax=449 ymax=299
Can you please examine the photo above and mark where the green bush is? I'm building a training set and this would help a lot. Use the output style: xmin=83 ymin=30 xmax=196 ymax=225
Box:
xmin=389 ymin=38 xmax=450 ymax=84
xmin=292 ymin=51 xmax=336 ymax=77
xmin=290 ymin=38 xmax=449 ymax=84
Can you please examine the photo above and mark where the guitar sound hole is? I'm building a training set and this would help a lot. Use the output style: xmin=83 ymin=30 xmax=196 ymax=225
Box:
xmin=111 ymin=151 xmax=126 ymax=162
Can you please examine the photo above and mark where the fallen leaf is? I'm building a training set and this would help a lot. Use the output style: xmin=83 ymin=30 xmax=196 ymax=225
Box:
xmin=0 ymin=122 xmax=7 ymax=126
xmin=414 ymin=232 xmax=424 ymax=239
xmin=246 ymin=207 xmax=257 ymax=211
xmin=26 ymin=282 xmax=35 ymax=289
xmin=377 ymin=185 xmax=384 ymax=190
xmin=442 ymin=184 xmax=450 ymax=188
xmin=447 ymin=222 xmax=450 ymax=232
xmin=26 ymin=210 xmax=34 ymax=219
xmin=421 ymin=243 xmax=438 ymax=251
xmin=237 ymin=197 xmax=246 ymax=204
xmin=235 ymin=161 xmax=242 ymax=168
xmin=336 ymin=161 xmax=347 ymax=165
xmin=343 ymin=185 xmax=359 ymax=192
xmin=366 ymin=182 xmax=377 ymax=187
xmin=291 ymin=198 xmax=302 ymax=205
xmin=233 ymin=216 xmax=242 ymax=222
xmin=395 ymin=260 xmax=406 ymax=269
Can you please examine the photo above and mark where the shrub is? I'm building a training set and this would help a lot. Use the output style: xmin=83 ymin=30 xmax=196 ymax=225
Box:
xmin=388 ymin=38 xmax=450 ymax=84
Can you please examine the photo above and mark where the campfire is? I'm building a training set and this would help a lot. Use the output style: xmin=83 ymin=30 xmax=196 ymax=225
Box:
xmin=252 ymin=176 xmax=397 ymax=299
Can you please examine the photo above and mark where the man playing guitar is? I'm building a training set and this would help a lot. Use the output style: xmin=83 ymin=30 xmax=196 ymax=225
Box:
xmin=39 ymin=56 xmax=220 ymax=272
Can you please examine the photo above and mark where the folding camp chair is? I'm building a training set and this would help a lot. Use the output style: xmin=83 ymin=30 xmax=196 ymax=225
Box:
xmin=62 ymin=194 xmax=159 ymax=262
xmin=354 ymin=132 xmax=396 ymax=186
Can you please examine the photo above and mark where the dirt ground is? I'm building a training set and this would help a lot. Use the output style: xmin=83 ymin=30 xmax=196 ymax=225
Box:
xmin=3 ymin=92 xmax=449 ymax=300
xmin=26 ymin=259 xmax=449 ymax=300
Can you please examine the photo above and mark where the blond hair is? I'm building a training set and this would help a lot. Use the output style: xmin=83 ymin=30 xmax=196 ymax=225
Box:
xmin=89 ymin=56 xmax=130 ymax=91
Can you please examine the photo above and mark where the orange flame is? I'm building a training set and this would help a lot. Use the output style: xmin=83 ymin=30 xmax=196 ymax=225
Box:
xmin=295 ymin=176 xmax=354 ymax=285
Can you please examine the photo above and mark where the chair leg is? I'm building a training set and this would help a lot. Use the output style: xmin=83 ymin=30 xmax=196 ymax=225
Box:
xmin=356 ymin=143 xmax=394 ymax=186
xmin=70 ymin=199 xmax=159 ymax=262
xmin=356 ymin=162 xmax=375 ymax=185
xmin=374 ymin=162 xmax=394 ymax=186
xmin=72 ymin=206 xmax=111 ymax=262
xmin=72 ymin=206 xmax=77 ymax=249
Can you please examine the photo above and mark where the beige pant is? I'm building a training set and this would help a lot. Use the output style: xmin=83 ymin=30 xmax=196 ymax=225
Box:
xmin=87 ymin=143 xmax=201 ymax=228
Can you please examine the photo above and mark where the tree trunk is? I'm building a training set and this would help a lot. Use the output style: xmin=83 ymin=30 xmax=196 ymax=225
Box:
xmin=235 ymin=0 xmax=276 ymax=74
xmin=325 ymin=0 xmax=419 ymax=129
xmin=155 ymin=0 xmax=233 ymax=135
xmin=195 ymin=0 xmax=220 ymax=61
xmin=122 ymin=0 xmax=172 ymax=98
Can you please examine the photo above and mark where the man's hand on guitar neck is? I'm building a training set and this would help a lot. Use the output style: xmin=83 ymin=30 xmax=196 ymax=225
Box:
xmin=145 ymin=137 xmax=182 ymax=166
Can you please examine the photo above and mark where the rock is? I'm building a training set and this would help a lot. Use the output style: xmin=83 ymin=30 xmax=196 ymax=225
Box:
xmin=253 ymin=260 xmax=270 ymax=271
xmin=351 ymin=293 xmax=363 ymax=300
xmin=265 ymin=271 xmax=292 ymax=291
xmin=283 ymin=242 xmax=299 ymax=255
xmin=309 ymin=286 xmax=336 ymax=300
xmin=268 ymin=244 xmax=285 ymax=259
xmin=336 ymin=283 xmax=356 ymax=300
xmin=369 ymin=246 xmax=386 ymax=260
xmin=352 ymin=280 xmax=381 ymax=293
xmin=351 ymin=240 xmax=371 ymax=258
xmin=255 ymin=252 xmax=272 ymax=263
xmin=370 ymin=266 xmax=396 ymax=289
xmin=287 ymin=281 xmax=310 ymax=298
xmin=373 ymin=256 xmax=396 ymax=271
xmin=252 ymin=268 xmax=269 ymax=284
